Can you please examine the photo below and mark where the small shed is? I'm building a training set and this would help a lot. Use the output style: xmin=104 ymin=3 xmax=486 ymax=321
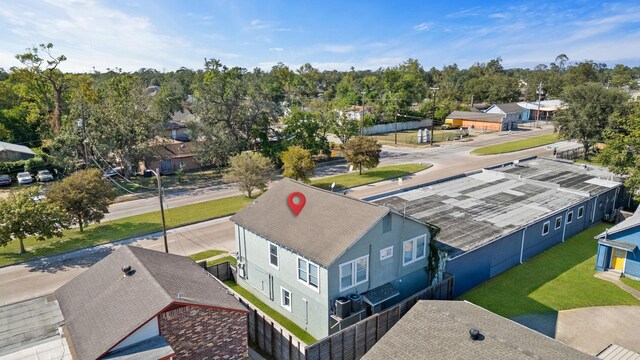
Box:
xmin=0 ymin=141 xmax=35 ymax=162
xmin=445 ymin=111 xmax=510 ymax=131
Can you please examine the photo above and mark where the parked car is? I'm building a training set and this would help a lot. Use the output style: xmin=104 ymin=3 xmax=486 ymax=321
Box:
xmin=0 ymin=175 xmax=11 ymax=186
xmin=16 ymin=172 xmax=33 ymax=185
xmin=36 ymin=170 xmax=54 ymax=182
xmin=103 ymin=167 xmax=124 ymax=178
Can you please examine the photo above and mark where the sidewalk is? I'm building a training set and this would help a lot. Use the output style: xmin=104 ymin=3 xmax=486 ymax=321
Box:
xmin=594 ymin=271 xmax=640 ymax=300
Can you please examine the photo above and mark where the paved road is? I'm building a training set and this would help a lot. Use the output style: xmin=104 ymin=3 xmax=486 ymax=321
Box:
xmin=105 ymin=125 xmax=555 ymax=221
xmin=0 ymin=126 xmax=558 ymax=306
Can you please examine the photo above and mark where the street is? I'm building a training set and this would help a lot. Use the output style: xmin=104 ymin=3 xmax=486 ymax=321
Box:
xmin=0 ymin=125 xmax=558 ymax=306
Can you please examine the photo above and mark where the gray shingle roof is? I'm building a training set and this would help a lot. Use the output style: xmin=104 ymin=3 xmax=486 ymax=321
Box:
xmin=54 ymin=246 xmax=246 ymax=360
xmin=596 ymin=207 xmax=640 ymax=239
xmin=492 ymin=102 xmax=525 ymax=114
xmin=0 ymin=141 xmax=35 ymax=155
xmin=447 ymin=111 xmax=504 ymax=122
xmin=363 ymin=300 xmax=592 ymax=360
xmin=230 ymin=178 xmax=389 ymax=267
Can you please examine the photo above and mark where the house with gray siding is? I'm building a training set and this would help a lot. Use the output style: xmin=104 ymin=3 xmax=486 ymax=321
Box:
xmin=230 ymin=179 xmax=436 ymax=339
xmin=371 ymin=158 xmax=624 ymax=296
xmin=485 ymin=102 xmax=525 ymax=127
xmin=595 ymin=208 xmax=640 ymax=278
xmin=0 ymin=141 xmax=35 ymax=162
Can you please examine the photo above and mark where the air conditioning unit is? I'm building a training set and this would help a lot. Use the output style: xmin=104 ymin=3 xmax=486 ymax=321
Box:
xmin=604 ymin=214 xmax=610 ymax=222
xmin=335 ymin=297 xmax=351 ymax=319
xmin=237 ymin=262 xmax=245 ymax=278
xmin=349 ymin=293 xmax=362 ymax=313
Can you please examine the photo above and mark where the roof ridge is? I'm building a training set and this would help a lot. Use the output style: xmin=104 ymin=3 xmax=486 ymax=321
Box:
xmin=126 ymin=246 xmax=175 ymax=304
xmin=281 ymin=177 xmax=387 ymax=209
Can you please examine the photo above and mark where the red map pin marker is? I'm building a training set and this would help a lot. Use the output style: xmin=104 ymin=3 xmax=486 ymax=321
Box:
xmin=287 ymin=192 xmax=306 ymax=216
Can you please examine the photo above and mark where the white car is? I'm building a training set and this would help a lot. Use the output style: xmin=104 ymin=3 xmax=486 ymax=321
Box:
xmin=16 ymin=172 xmax=33 ymax=185
xmin=37 ymin=170 xmax=54 ymax=182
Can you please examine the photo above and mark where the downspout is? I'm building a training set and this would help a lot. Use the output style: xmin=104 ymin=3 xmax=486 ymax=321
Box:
xmin=591 ymin=195 xmax=599 ymax=223
xmin=561 ymin=210 xmax=568 ymax=243
xmin=243 ymin=228 xmax=248 ymax=279
xmin=611 ymin=187 xmax=620 ymax=215
xmin=520 ymin=226 xmax=528 ymax=264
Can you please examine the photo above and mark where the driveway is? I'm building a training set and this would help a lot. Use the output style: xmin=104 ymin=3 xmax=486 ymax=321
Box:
xmin=555 ymin=306 xmax=640 ymax=355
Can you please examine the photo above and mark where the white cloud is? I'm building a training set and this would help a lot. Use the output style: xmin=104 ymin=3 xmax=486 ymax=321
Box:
xmin=322 ymin=44 xmax=354 ymax=53
xmin=269 ymin=47 xmax=284 ymax=52
xmin=413 ymin=22 xmax=432 ymax=31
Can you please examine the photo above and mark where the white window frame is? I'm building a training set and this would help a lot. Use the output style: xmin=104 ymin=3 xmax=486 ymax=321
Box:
xmin=402 ymin=235 xmax=427 ymax=266
xmin=542 ymin=221 xmax=550 ymax=235
xmin=297 ymin=256 xmax=320 ymax=292
xmin=380 ymin=246 xmax=393 ymax=260
xmin=280 ymin=287 xmax=291 ymax=312
xmin=566 ymin=211 xmax=573 ymax=224
xmin=578 ymin=206 xmax=585 ymax=219
xmin=268 ymin=242 xmax=279 ymax=269
xmin=555 ymin=216 xmax=562 ymax=230
xmin=339 ymin=255 xmax=369 ymax=292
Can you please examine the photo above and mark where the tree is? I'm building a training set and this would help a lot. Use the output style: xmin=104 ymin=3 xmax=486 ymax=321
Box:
xmin=343 ymin=136 xmax=381 ymax=175
xmin=46 ymin=169 xmax=117 ymax=232
xmin=0 ymin=187 xmax=69 ymax=254
xmin=601 ymin=102 xmax=640 ymax=197
xmin=330 ymin=110 xmax=360 ymax=144
xmin=282 ymin=109 xmax=329 ymax=155
xmin=554 ymin=83 xmax=629 ymax=159
xmin=281 ymin=145 xmax=315 ymax=182
xmin=223 ymin=152 xmax=275 ymax=198
xmin=15 ymin=43 xmax=68 ymax=136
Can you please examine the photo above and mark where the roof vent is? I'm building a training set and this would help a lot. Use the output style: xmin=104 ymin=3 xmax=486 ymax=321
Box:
xmin=469 ymin=328 xmax=482 ymax=341
xmin=122 ymin=265 xmax=132 ymax=277
xmin=177 ymin=292 xmax=183 ymax=299
xmin=513 ymin=160 xmax=520 ymax=166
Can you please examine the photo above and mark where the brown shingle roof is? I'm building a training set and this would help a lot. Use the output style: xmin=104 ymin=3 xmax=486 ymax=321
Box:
xmin=55 ymin=246 xmax=246 ymax=360
xmin=363 ymin=300 xmax=592 ymax=360
xmin=447 ymin=111 xmax=504 ymax=122
xmin=230 ymin=178 xmax=389 ymax=267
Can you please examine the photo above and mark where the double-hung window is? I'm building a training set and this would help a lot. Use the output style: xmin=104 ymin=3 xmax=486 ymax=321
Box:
xmin=280 ymin=287 xmax=291 ymax=311
xmin=542 ymin=221 xmax=550 ymax=235
xmin=578 ymin=206 xmax=585 ymax=219
xmin=566 ymin=211 xmax=573 ymax=224
xmin=339 ymin=255 xmax=369 ymax=291
xmin=403 ymin=235 xmax=427 ymax=266
xmin=269 ymin=243 xmax=279 ymax=269
xmin=555 ymin=216 xmax=562 ymax=230
xmin=297 ymin=257 xmax=319 ymax=290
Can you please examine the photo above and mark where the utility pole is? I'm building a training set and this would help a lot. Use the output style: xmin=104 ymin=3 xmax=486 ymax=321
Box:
xmin=535 ymin=82 xmax=543 ymax=128
xmin=430 ymin=87 xmax=439 ymax=145
xmin=155 ymin=168 xmax=169 ymax=253
xmin=360 ymin=90 xmax=366 ymax=136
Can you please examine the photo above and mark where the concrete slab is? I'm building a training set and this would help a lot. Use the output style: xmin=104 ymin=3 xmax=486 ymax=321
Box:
xmin=556 ymin=306 xmax=640 ymax=355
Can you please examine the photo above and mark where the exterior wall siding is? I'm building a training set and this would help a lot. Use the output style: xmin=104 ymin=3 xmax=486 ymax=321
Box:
xmin=600 ymin=225 xmax=640 ymax=277
xmin=236 ymin=225 xmax=330 ymax=339
xmin=450 ymin=186 xmax=622 ymax=297
xmin=158 ymin=305 xmax=247 ymax=360
xmin=461 ymin=120 xmax=503 ymax=132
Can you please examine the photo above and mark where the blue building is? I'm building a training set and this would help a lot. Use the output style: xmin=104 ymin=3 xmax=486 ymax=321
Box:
xmin=596 ymin=208 xmax=640 ymax=278
xmin=372 ymin=158 xmax=624 ymax=296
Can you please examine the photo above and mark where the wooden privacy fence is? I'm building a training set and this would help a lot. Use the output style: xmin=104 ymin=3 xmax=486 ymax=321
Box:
xmin=305 ymin=275 xmax=454 ymax=360
xmin=248 ymin=308 xmax=306 ymax=360
xmin=197 ymin=260 xmax=235 ymax=281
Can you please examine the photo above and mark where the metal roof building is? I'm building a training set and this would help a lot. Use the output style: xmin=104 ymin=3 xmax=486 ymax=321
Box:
xmin=372 ymin=158 xmax=624 ymax=295
xmin=0 ymin=141 xmax=35 ymax=162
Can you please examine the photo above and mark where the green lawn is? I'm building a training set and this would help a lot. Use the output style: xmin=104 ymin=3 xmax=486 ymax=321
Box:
xmin=188 ymin=249 xmax=226 ymax=262
xmin=311 ymin=163 xmax=430 ymax=191
xmin=224 ymin=280 xmax=317 ymax=344
xmin=208 ymin=255 xmax=237 ymax=267
xmin=621 ymin=277 xmax=640 ymax=292
xmin=460 ymin=223 xmax=640 ymax=318
xmin=471 ymin=134 xmax=559 ymax=155
xmin=0 ymin=195 xmax=253 ymax=267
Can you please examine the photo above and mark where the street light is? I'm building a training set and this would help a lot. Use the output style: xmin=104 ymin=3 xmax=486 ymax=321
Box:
xmin=146 ymin=168 xmax=169 ymax=253
xmin=429 ymin=87 xmax=439 ymax=145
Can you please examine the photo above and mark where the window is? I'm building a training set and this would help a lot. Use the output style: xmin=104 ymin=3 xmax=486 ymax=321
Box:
xmin=555 ymin=216 xmax=562 ymax=230
xmin=382 ymin=214 xmax=392 ymax=233
xmin=380 ymin=246 xmax=393 ymax=260
xmin=542 ymin=221 xmax=550 ymax=235
xmin=339 ymin=255 xmax=369 ymax=291
xmin=280 ymin=287 xmax=291 ymax=311
xmin=269 ymin=243 xmax=278 ymax=269
xmin=566 ymin=211 xmax=573 ymax=224
xmin=578 ymin=206 xmax=585 ymax=219
xmin=298 ymin=257 xmax=319 ymax=290
xmin=403 ymin=235 xmax=427 ymax=266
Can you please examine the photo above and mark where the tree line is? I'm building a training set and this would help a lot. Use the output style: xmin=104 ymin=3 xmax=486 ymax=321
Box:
xmin=2 ymin=44 xmax=639 ymax=173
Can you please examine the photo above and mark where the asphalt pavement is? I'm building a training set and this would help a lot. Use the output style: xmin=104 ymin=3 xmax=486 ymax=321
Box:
xmin=0 ymin=125 xmax=558 ymax=307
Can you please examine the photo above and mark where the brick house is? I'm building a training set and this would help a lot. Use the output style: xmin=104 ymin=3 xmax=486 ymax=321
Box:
xmin=55 ymin=246 xmax=248 ymax=359
xmin=140 ymin=137 xmax=199 ymax=175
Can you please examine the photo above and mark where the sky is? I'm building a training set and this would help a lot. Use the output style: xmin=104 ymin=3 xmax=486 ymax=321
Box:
xmin=1 ymin=0 xmax=640 ymax=73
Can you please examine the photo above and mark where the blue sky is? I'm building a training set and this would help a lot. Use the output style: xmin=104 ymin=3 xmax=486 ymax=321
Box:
xmin=1 ymin=0 xmax=640 ymax=73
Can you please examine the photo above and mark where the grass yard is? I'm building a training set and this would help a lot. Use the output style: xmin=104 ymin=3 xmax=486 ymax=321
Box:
xmin=471 ymin=133 xmax=559 ymax=155
xmin=208 ymin=255 xmax=237 ymax=267
xmin=224 ymin=280 xmax=317 ymax=344
xmin=188 ymin=249 xmax=226 ymax=262
xmin=460 ymin=223 xmax=640 ymax=318
xmin=312 ymin=163 xmax=429 ymax=191
xmin=0 ymin=195 xmax=252 ymax=267
xmin=621 ymin=277 xmax=640 ymax=292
